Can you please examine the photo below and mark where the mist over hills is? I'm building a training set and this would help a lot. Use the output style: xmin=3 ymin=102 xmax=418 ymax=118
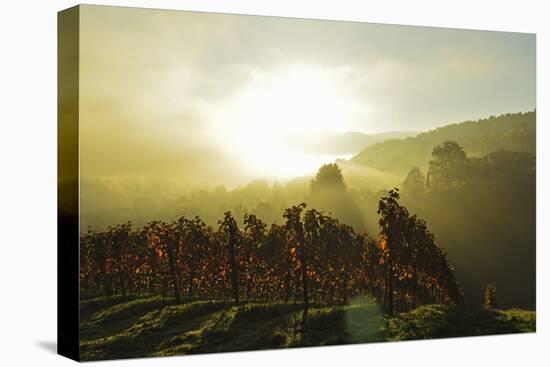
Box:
xmin=80 ymin=111 xmax=536 ymax=225
xmin=288 ymin=130 xmax=418 ymax=155
xmin=79 ymin=111 xmax=536 ymax=309
xmin=341 ymin=111 xmax=536 ymax=309
xmin=348 ymin=111 xmax=535 ymax=175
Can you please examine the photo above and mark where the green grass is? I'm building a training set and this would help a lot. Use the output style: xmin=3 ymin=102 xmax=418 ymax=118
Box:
xmin=80 ymin=296 xmax=173 ymax=341
xmin=386 ymin=304 xmax=536 ymax=340
xmin=79 ymin=298 xmax=535 ymax=361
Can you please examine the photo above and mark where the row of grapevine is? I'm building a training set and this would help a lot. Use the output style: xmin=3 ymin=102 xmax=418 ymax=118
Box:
xmin=80 ymin=190 xmax=462 ymax=314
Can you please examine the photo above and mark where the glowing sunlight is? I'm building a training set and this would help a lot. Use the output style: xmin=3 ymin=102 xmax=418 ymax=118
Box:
xmin=209 ymin=66 xmax=365 ymax=179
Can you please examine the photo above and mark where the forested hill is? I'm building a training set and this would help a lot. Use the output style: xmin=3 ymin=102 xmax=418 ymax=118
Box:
xmin=350 ymin=111 xmax=535 ymax=175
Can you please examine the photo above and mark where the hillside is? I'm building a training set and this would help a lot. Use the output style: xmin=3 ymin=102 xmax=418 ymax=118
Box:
xmin=80 ymin=296 xmax=535 ymax=361
xmin=349 ymin=111 xmax=535 ymax=175
xmin=288 ymin=130 xmax=418 ymax=155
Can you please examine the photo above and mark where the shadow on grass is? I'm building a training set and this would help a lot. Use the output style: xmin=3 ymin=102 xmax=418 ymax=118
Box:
xmin=80 ymin=300 xmax=227 ymax=361
xmin=386 ymin=305 xmax=536 ymax=341
xmin=79 ymin=297 xmax=535 ymax=361
xmin=155 ymin=302 xmax=302 ymax=356
xmin=80 ymin=299 xmax=388 ymax=360
xmin=298 ymin=301 xmax=386 ymax=347
xmin=80 ymin=297 xmax=174 ymax=342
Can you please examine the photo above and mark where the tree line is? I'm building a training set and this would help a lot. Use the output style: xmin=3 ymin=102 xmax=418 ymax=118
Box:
xmin=351 ymin=111 xmax=535 ymax=176
xmin=80 ymin=189 xmax=462 ymax=316
xmin=399 ymin=140 xmax=535 ymax=308
xmin=402 ymin=139 xmax=535 ymax=193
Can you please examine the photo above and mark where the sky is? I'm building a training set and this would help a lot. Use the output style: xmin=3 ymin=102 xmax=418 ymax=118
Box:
xmin=78 ymin=5 xmax=535 ymax=189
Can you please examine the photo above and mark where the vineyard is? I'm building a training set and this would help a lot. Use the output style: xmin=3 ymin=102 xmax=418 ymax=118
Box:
xmin=77 ymin=155 xmax=537 ymax=359
xmin=81 ymin=189 xmax=462 ymax=321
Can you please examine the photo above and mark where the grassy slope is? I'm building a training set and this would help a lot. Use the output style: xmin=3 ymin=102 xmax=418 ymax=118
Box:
xmin=80 ymin=298 xmax=535 ymax=361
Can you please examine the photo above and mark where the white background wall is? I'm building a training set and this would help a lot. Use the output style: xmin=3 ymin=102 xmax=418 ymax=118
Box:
xmin=0 ymin=0 xmax=547 ymax=366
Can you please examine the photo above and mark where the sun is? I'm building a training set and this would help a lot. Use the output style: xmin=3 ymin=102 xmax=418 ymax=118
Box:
xmin=210 ymin=65 xmax=364 ymax=180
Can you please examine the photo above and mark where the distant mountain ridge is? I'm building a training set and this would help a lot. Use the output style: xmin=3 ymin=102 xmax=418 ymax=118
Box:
xmin=288 ymin=130 xmax=419 ymax=155
xmin=349 ymin=111 xmax=535 ymax=175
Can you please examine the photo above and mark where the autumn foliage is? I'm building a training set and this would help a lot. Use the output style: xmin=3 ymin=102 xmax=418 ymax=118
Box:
xmin=80 ymin=192 xmax=462 ymax=314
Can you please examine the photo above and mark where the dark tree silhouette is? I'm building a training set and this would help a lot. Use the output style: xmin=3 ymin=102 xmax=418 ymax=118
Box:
xmin=311 ymin=163 xmax=346 ymax=193
xmin=403 ymin=166 xmax=426 ymax=193
xmin=427 ymin=141 xmax=467 ymax=189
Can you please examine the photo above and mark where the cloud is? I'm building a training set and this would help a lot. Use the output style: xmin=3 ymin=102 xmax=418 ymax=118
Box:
xmin=77 ymin=5 xmax=535 ymax=189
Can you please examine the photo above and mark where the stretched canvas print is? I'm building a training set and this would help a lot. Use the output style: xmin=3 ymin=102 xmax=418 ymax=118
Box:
xmin=58 ymin=4 xmax=536 ymax=361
